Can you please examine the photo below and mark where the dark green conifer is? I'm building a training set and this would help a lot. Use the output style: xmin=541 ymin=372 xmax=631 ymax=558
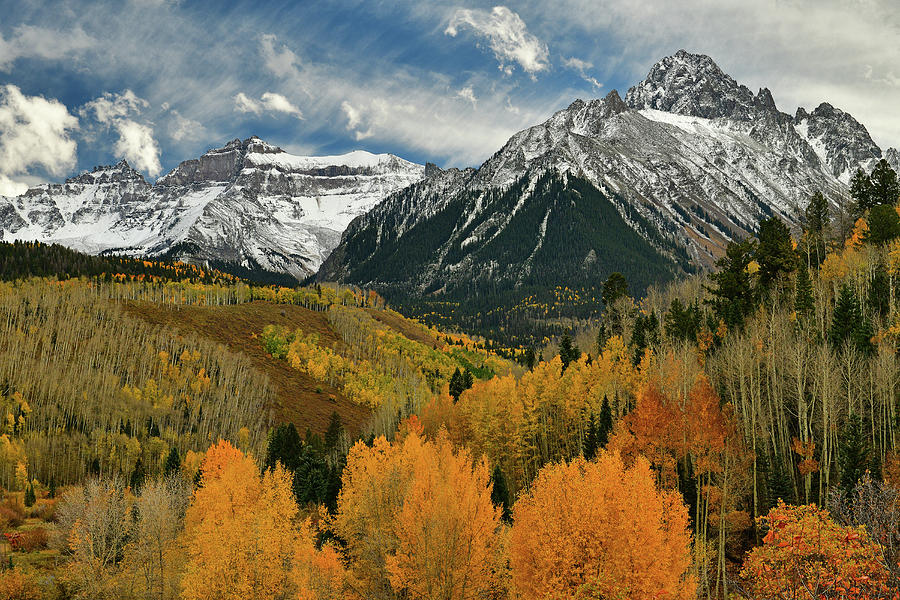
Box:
xmin=866 ymin=204 xmax=900 ymax=245
xmin=869 ymin=265 xmax=890 ymax=317
xmin=870 ymin=158 xmax=900 ymax=206
xmin=830 ymin=284 xmax=862 ymax=349
xmin=597 ymin=395 xmax=613 ymax=448
xmin=324 ymin=411 xmax=344 ymax=455
xmin=583 ymin=413 xmax=599 ymax=460
xmin=558 ymin=334 xmax=581 ymax=372
xmin=490 ymin=465 xmax=512 ymax=522
xmin=794 ymin=263 xmax=814 ymax=318
xmin=130 ymin=458 xmax=146 ymax=491
xmin=706 ymin=239 xmax=757 ymax=329
xmin=839 ymin=413 xmax=871 ymax=493
xmin=755 ymin=217 xmax=797 ymax=291
xmin=24 ymin=482 xmax=35 ymax=508
xmin=164 ymin=446 xmax=181 ymax=477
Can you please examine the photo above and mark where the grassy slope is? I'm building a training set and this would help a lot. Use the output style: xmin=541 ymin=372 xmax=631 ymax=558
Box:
xmin=120 ymin=300 xmax=372 ymax=436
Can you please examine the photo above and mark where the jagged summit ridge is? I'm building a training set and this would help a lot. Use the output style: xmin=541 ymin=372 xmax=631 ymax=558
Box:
xmin=624 ymin=50 xmax=772 ymax=120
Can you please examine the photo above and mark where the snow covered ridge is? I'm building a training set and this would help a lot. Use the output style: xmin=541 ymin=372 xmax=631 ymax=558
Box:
xmin=0 ymin=137 xmax=425 ymax=280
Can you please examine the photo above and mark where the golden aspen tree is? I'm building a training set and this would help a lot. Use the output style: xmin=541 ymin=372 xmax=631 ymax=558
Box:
xmin=508 ymin=452 xmax=695 ymax=600
xmin=181 ymin=440 xmax=307 ymax=600
xmin=386 ymin=433 xmax=504 ymax=600
xmin=333 ymin=431 xmax=506 ymax=600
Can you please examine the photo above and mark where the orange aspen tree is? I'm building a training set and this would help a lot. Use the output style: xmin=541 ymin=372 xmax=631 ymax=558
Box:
xmin=508 ymin=451 xmax=696 ymax=600
xmin=181 ymin=440 xmax=343 ymax=600
xmin=386 ymin=433 xmax=504 ymax=600
xmin=333 ymin=431 xmax=505 ymax=600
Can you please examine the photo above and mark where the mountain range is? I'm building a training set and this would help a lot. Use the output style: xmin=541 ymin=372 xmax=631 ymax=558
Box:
xmin=0 ymin=137 xmax=422 ymax=280
xmin=3 ymin=50 xmax=898 ymax=302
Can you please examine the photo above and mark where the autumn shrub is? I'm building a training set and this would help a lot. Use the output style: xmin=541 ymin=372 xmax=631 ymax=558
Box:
xmin=16 ymin=528 xmax=49 ymax=552
xmin=741 ymin=501 xmax=895 ymax=599
xmin=28 ymin=499 xmax=57 ymax=523
xmin=0 ymin=497 xmax=25 ymax=529
xmin=0 ymin=568 xmax=44 ymax=600
xmin=508 ymin=451 xmax=696 ymax=600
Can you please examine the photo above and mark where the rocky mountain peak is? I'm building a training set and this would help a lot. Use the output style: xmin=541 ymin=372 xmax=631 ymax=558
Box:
xmin=793 ymin=101 xmax=881 ymax=180
xmin=625 ymin=50 xmax=758 ymax=120
xmin=67 ymin=159 xmax=149 ymax=186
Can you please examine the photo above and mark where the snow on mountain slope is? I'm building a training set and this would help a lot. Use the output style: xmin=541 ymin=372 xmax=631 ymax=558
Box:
xmin=321 ymin=50 xmax=900 ymax=296
xmin=0 ymin=138 xmax=424 ymax=279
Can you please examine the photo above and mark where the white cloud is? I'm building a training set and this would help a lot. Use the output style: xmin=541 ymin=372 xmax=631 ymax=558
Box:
xmin=562 ymin=56 xmax=603 ymax=90
xmin=0 ymin=25 xmax=95 ymax=71
xmin=260 ymin=92 xmax=303 ymax=118
xmin=0 ymin=85 xmax=78 ymax=196
xmin=80 ymin=90 xmax=161 ymax=175
xmin=168 ymin=110 xmax=204 ymax=142
xmin=113 ymin=120 xmax=161 ymax=175
xmin=234 ymin=91 xmax=303 ymax=119
xmin=260 ymin=33 xmax=302 ymax=79
xmin=341 ymin=101 xmax=373 ymax=140
xmin=445 ymin=6 xmax=549 ymax=76
xmin=456 ymin=86 xmax=478 ymax=107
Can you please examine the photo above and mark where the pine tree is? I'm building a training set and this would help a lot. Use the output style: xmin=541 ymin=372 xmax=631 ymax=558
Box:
xmin=324 ymin=411 xmax=344 ymax=455
xmin=523 ymin=348 xmax=536 ymax=371
xmin=130 ymin=458 xmax=146 ymax=491
xmin=558 ymin=334 xmax=580 ymax=372
xmin=463 ymin=369 xmax=474 ymax=390
xmin=449 ymin=368 xmax=464 ymax=402
xmin=24 ymin=482 xmax=35 ymax=507
xmin=767 ymin=456 xmax=795 ymax=506
xmin=597 ymin=395 xmax=614 ymax=448
xmin=490 ymin=464 xmax=512 ymax=522
xmin=631 ymin=315 xmax=647 ymax=364
xmin=265 ymin=422 xmax=302 ymax=471
xmin=803 ymin=191 xmax=830 ymax=268
xmin=602 ymin=272 xmax=629 ymax=307
xmin=866 ymin=204 xmax=900 ymax=245
xmin=868 ymin=265 xmax=890 ymax=317
xmin=164 ymin=446 xmax=181 ymax=477
xmin=706 ymin=238 xmax=757 ymax=329
xmin=755 ymin=217 xmax=797 ymax=291
xmin=583 ymin=413 xmax=599 ymax=460
xmin=830 ymin=284 xmax=862 ymax=349
xmin=869 ymin=158 xmax=900 ymax=206
xmin=850 ymin=167 xmax=874 ymax=215
xmin=794 ymin=263 xmax=814 ymax=318
xmin=839 ymin=413 xmax=871 ymax=492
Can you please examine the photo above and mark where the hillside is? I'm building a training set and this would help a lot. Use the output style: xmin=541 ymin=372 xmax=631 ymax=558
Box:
xmin=120 ymin=301 xmax=372 ymax=435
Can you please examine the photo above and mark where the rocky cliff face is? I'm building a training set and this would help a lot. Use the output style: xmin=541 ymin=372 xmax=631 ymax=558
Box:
xmin=320 ymin=50 xmax=900 ymax=296
xmin=0 ymin=137 xmax=424 ymax=279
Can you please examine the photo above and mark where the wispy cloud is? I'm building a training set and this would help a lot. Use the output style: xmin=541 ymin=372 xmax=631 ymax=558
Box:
xmin=456 ymin=86 xmax=477 ymax=107
xmin=0 ymin=25 xmax=95 ymax=71
xmin=562 ymin=56 xmax=603 ymax=90
xmin=445 ymin=6 xmax=549 ymax=76
xmin=0 ymin=85 xmax=78 ymax=196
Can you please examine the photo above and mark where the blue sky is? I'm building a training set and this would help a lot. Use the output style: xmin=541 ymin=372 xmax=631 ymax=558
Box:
xmin=1 ymin=0 xmax=899 ymax=195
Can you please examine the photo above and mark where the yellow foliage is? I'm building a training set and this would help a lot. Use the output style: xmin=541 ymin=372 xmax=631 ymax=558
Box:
xmin=509 ymin=452 xmax=696 ymax=600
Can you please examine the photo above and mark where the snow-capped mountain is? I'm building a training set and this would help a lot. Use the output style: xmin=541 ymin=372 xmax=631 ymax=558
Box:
xmin=319 ymin=50 xmax=900 ymax=296
xmin=0 ymin=137 xmax=423 ymax=280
